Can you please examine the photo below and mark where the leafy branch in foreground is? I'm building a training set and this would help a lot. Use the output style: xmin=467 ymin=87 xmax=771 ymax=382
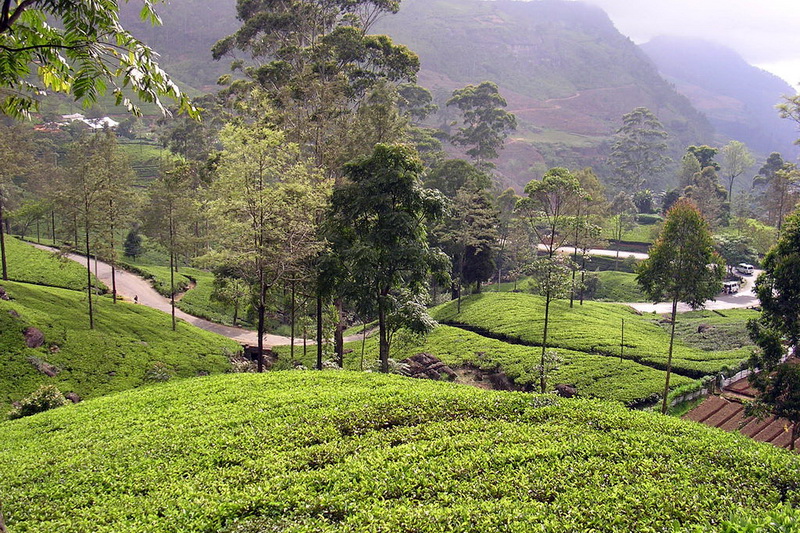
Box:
xmin=0 ymin=0 xmax=198 ymax=119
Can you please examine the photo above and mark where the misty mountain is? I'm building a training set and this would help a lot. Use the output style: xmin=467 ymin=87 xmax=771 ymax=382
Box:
xmin=118 ymin=0 xmax=721 ymax=190
xmin=374 ymin=0 xmax=713 ymax=189
xmin=640 ymin=36 xmax=798 ymax=158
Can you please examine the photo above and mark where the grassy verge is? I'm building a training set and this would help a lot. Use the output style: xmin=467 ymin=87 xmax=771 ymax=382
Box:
xmin=0 ymin=372 xmax=797 ymax=532
xmin=0 ymin=280 xmax=238 ymax=411
xmin=431 ymin=293 xmax=751 ymax=378
xmin=592 ymin=271 xmax=646 ymax=302
xmin=2 ymin=235 xmax=104 ymax=291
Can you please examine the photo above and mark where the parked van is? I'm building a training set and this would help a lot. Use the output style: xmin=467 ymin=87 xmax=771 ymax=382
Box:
xmin=723 ymin=281 xmax=739 ymax=294
xmin=736 ymin=263 xmax=754 ymax=275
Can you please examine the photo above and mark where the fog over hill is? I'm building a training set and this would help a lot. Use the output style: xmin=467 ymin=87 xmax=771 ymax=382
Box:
xmin=641 ymin=36 xmax=799 ymax=159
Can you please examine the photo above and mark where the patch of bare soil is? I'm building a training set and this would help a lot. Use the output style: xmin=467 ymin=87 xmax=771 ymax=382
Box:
xmin=173 ymin=280 xmax=196 ymax=302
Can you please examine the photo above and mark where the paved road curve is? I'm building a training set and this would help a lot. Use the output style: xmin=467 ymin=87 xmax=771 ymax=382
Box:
xmin=627 ymin=271 xmax=761 ymax=314
xmin=31 ymin=244 xmax=296 ymax=347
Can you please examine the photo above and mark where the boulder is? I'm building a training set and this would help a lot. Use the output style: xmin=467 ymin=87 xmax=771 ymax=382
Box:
xmin=65 ymin=392 xmax=81 ymax=404
xmin=555 ymin=384 xmax=578 ymax=398
xmin=401 ymin=353 xmax=457 ymax=381
xmin=23 ymin=327 xmax=45 ymax=348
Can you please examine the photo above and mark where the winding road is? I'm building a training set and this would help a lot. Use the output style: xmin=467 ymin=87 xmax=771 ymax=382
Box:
xmin=32 ymin=244 xmax=298 ymax=347
xmin=32 ymin=242 xmax=760 ymax=347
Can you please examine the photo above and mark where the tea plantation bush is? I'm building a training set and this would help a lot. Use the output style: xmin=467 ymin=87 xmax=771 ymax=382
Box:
xmin=2 ymin=236 xmax=103 ymax=291
xmin=277 ymin=326 xmax=695 ymax=406
xmin=432 ymin=293 xmax=751 ymax=378
xmin=0 ymin=372 xmax=797 ymax=532
xmin=0 ymin=281 xmax=238 ymax=411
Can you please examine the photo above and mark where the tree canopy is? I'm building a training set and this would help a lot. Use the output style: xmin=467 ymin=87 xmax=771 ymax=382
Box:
xmin=637 ymin=198 xmax=723 ymax=413
xmin=608 ymin=107 xmax=670 ymax=192
xmin=323 ymin=143 xmax=448 ymax=372
xmin=446 ymin=81 xmax=516 ymax=170
xmin=0 ymin=0 xmax=197 ymax=119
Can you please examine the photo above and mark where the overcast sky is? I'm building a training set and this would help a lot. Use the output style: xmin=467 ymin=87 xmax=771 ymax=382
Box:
xmin=578 ymin=0 xmax=800 ymax=88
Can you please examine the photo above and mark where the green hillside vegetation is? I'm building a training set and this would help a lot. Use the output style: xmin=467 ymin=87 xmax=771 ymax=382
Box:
xmin=278 ymin=325 xmax=694 ymax=406
xmin=1 ymin=372 xmax=797 ymax=532
xmin=494 ymin=271 xmax=645 ymax=302
xmin=592 ymin=271 xmax=647 ymax=302
xmin=2 ymin=235 xmax=103 ymax=291
xmin=0 ymin=280 xmax=237 ymax=411
xmin=376 ymin=0 xmax=713 ymax=188
xmin=432 ymin=293 xmax=751 ymax=377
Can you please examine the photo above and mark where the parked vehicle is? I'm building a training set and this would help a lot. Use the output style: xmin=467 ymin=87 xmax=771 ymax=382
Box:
xmin=723 ymin=281 xmax=740 ymax=294
xmin=736 ymin=263 xmax=754 ymax=275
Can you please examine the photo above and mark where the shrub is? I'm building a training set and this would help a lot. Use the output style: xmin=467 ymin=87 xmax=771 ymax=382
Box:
xmin=144 ymin=362 xmax=176 ymax=382
xmin=7 ymin=384 xmax=69 ymax=419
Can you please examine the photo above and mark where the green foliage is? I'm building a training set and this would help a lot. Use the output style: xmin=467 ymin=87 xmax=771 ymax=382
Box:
xmin=608 ymin=107 xmax=671 ymax=192
xmin=432 ymin=292 xmax=750 ymax=378
xmin=424 ymin=159 xmax=491 ymax=199
xmin=1 ymin=372 xmax=799 ymax=532
xmin=687 ymin=145 xmax=720 ymax=171
xmin=637 ymin=199 xmax=724 ymax=309
xmin=591 ymin=271 xmax=646 ymax=302
xmin=6 ymin=384 xmax=68 ymax=420
xmin=144 ymin=361 xmax=176 ymax=383
xmin=670 ymin=309 xmax=761 ymax=352
xmin=123 ymin=228 xmax=143 ymax=260
xmin=720 ymin=505 xmax=800 ymax=533
xmin=324 ymin=143 xmax=448 ymax=370
xmin=446 ymin=81 xmax=517 ymax=168
xmin=2 ymin=235 xmax=103 ymax=291
xmin=0 ymin=280 xmax=236 ymax=411
xmin=0 ymin=0 xmax=197 ymax=119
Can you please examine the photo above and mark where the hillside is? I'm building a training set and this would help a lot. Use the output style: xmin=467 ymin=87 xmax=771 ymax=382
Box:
xmin=375 ymin=0 xmax=714 ymax=189
xmin=117 ymin=0 xmax=712 ymax=191
xmin=1 ymin=372 xmax=798 ymax=531
xmin=0 ymin=280 xmax=237 ymax=410
xmin=641 ymin=36 xmax=799 ymax=158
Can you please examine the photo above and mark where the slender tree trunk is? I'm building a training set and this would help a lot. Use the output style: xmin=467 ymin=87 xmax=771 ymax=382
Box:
xmin=257 ymin=288 xmax=266 ymax=373
xmin=579 ymin=253 xmax=587 ymax=305
xmin=290 ymin=281 xmax=296 ymax=360
xmin=109 ymin=205 xmax=117 ymax=304
xmin=85 ymin=216 xmax=94 ymax=330
xmin=661 ymin=297 xmax=679 ymax=415
xmin=169 ymin=250 xmax=176 ymax=332
xmin=335 ymin=298 xmax=344 ymax=367
xmin=51 ymin=210 xmax=56 ymax=244
xmin=316 ymin=292 xmax=323 ymax=370
xmin=728 ymin=179 xmax=734 ymax=205
xmin=0 ymin=198 xmax=7 ymax=281
xmin=361 ymin=322 xmax=367 ymax=371
xmin=379 ymin=296 xmax=389 ymax=373
xmin=540 ymin=291 xmax=551 ymax=394
xmin=0 ymin=507 xmax=6 ymax=533
xmin=36 ymin=219 xmax=40 ymax=243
